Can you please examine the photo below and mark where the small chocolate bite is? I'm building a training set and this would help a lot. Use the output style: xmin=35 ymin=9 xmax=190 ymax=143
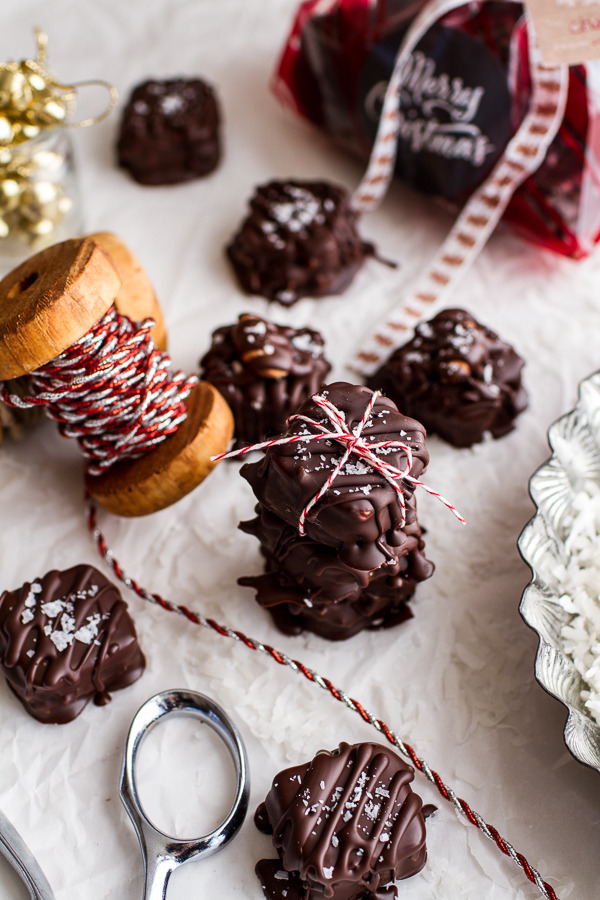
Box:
xmin=226 ymin=180 xmax=375 ymax=305
xmin=0 ymin=564 xmax=145 ymax=724
xmin=255 ymin=742 xmax=427 ymax=900
xmin=117 ymin=77 xmax=221 ymax=185
xmin=241 ymin=383 xmax=429 ymax=570
xmin=200 ymin=313 xmax=331 ymax=448
xmin=369 ymin=308 xmax=528 ymax=448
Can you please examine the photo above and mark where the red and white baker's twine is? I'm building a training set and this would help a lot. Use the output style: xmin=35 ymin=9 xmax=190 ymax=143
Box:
xmin=213 ymin=390 xmax=466 ymax=531
xmin=350 ymin=0 xmax=569 ymax=376
xmin=0 ymin=306 xmax=197 ymax=476
xmin=86 ymin=496 xmax=558 ymax=900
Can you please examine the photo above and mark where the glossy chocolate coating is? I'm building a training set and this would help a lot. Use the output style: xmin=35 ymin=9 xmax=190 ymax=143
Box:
xmin=226 ymin=180 xmax=374 ymax=305
xmin=239 ymin=568 xmax=418 ymax=641
xmin=241 ymin=383 xmax=429 ymax=570
xmin=117 ymin=77 xmax=221 ymax=185
xmin=200 ymin=313 xmax=331 ymax=448
xmin=0 ymin=565 xmax=145 ymax=724
xmin=241 ymin=502 xmax=433 ymax=606
xmin=255 ymin=742 xmax=427 ymax=900
xmin=369 ymin=308 xmax=528 ymax=448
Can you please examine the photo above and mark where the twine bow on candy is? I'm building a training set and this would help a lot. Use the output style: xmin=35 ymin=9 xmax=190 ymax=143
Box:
xmin=0 ymin=27 xmax=117 ymax=146
xmin=213 ymin=389 xmax=466 ymax=533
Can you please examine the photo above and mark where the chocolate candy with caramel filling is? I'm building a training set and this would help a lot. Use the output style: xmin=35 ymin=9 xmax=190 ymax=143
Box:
xmin=369 ymin=308 xmax=528 ymax=448
xmin=226 ymin=180 xmax=375 ymax=305
xmin=200 ymin=313 xmax=331 ymax=448
xmin=0 ymin=564 xmax=145 ymax=724
xmin=117 ymin=77 xmax=221 ymax=185
xmin=254 ymin=741 xmax=427 ymax=900
xmin=241 ymin=383 xmax=429 ymax=571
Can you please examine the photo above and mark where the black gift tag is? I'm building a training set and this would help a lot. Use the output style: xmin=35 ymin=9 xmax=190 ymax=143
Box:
xmin=358 ymin=23 xmax=513 ymax=201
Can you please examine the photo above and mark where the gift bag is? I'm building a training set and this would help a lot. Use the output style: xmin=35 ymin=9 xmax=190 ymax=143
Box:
xmin=273 ymin=0 xmax=600 ymax=261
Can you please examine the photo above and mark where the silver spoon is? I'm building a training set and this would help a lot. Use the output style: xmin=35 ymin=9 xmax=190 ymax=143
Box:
xmin=120 ymin=689 xmax=250 ymax=900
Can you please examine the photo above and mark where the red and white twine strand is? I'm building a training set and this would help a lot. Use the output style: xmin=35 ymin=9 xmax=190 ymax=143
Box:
xmin=213 ymin=390 xmax=466 ymax=532
xmin=85 ymin=496 xmax=559 ymax=900
xmin=0 ymin=307 xmax=197 ymax=476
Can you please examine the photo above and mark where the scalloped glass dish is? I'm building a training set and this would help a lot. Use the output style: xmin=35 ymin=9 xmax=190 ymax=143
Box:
xmin=518 ymin=370 xmax=600 ymax=772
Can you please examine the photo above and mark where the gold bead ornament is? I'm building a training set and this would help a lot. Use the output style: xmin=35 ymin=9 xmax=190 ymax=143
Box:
xmin=0 ymin=29 xmax=117 ymax=261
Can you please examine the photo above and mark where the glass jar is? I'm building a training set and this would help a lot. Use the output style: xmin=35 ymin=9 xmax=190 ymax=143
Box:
xmin=0 ymin=127 xmax=83 ymax=266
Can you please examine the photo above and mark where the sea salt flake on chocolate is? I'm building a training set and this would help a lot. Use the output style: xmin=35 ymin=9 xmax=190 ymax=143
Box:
xmin=50 ymin=630 xmax=73 ymax=652
xmin=61 ymin=612 xmax=76 ymax=634
xmin=41 ymin=599 xmax=64 ymax=618
xmin=160 ymin=94 xmax=185 ymax=115
xmin=364 ymin=800 xmax=381 ymax=821
xmin=75 ymin=613 xmax=102 ymax=644
xmin=343 ymin=460 xmax=372 ymax=476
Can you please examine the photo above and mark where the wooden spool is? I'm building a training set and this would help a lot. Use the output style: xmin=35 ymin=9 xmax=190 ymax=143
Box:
xmin=0 ymin=231 xmax=167 ymax=442
xmin=91 ymin=231 xmax=168 ymax=351
xmin=0 ymin=236 xmax=234 ymax=516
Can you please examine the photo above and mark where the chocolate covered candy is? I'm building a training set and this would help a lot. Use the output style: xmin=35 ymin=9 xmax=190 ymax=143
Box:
xmin=239 ymin=567 xmax=422 ymax=641
xmin=200 ymin=313 xmax=331 ymax=448
xmin=241 ymin=383 xmax=429 ymax=571
xmin=117 ymin=77 xmax=221 ymax=185
xmin=241 ymin=502 xmax=432 ymax=605
xmin=255 ymin=741 xmax=427 ymax=900
xmin=0 ymin=564 xmax=145 ymax=723
xmin=369 ymin=308 xmax=528 ymax=448
xmin=226 ymin=180 xmax=375 ymax=305
xmin=239 ymin=504 xmax=432 ymax=639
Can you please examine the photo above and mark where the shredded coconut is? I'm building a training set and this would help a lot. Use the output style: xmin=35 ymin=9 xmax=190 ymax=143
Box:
xmin=551 ymin=488 xmax=600 ymax=723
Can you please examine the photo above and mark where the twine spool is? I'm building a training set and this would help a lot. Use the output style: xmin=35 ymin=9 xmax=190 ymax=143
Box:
xmin=0 ymin=235 xmax=233 ymax=515
xmin=0 ymin=231 xmax=167 ymax=443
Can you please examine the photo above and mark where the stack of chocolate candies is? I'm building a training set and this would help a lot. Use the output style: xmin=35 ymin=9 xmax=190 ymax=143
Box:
xmin=238 ymin=381 xmax=435 ymax=640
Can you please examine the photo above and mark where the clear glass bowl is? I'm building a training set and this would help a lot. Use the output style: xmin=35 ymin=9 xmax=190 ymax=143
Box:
xmin=0 ymin=127 xmax=83 ymax=266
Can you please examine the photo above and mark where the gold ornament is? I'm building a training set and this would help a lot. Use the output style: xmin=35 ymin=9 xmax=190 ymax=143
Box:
xmin=0 ymin=29 xmax=117 ymax=254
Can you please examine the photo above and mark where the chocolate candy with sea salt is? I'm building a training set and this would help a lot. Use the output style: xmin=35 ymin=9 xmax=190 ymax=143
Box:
xmin=369 ymin=308 xmax=528 ymax=448
xmin=0 ymin=564 xmax=145 ymax=724
xmin=117 ymin=77 xmax=221 ymax=185
xmin=200 ymin=313 xmax=331 ymax=448
xmin=241 ymin=383 xmax=429 ymax=571
xmin=254 ymin=741 xmax=427 ymax=900
xmin=226 ymin=180 xmax=375 ymax=305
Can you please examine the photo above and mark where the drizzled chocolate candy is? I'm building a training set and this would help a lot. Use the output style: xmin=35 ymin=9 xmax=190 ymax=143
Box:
xmin=369 ymin=308 xmax=528 ymax=448
xmin=226 ymin=180 xmax=375 ymax=305
xmin=241 ymin=383 xmax=429 ymax=571
xmin=255 ymin=742 xmax=427 ymax=900
xmin=239 ymin=502 xmax=433 ymax=640
xmin=200 ymin=313 xmax=331 ymax=448
xmin=117 ymin=77 xmax=221 ymax=185
xmin=0 ymin=564 xmax=145 ymax=723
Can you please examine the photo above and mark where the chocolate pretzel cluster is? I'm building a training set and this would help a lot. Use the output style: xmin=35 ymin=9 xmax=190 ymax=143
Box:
xmin=239 ymin=382 xmax=434 ymax=640
xmin=200 ymin=313 xmax=331 ymax=448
